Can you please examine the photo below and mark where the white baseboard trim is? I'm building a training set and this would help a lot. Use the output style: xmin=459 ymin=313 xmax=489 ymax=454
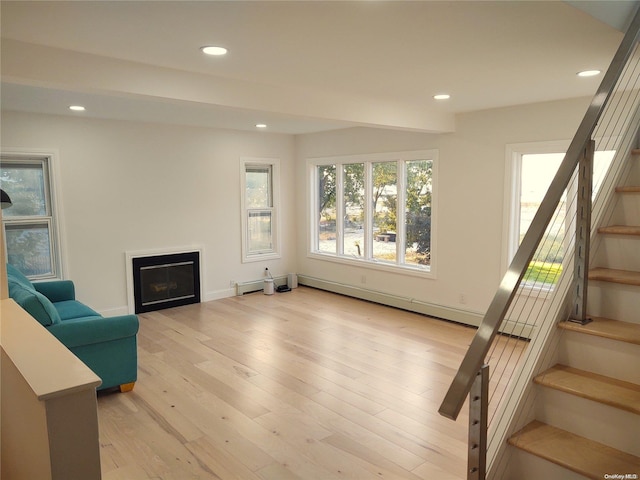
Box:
xmin=204 ymin=288 xmax=236 ymax=302
xmin=235 ymin=276 xmax=288 ymax=295
xmin=98 ymin=306 xmax=131 ymax=317
xmin=297 ymin=274 xmax=534 ymax=338
xmin=298 ymin=274 xmax=482 ymax=325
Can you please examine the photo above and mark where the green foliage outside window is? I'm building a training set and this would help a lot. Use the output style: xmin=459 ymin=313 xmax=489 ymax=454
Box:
xmin=315 ymin=154 xmax=433 ymax=267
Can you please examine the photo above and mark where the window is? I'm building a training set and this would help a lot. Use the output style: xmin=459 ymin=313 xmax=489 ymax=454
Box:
xmin=1 ymin=154 xmax=61 ymax=279
xmin=241 ymin=157 xmax=280 ymax=262
xmin=506 ymin=142 xmax=615 ymax=288
xmin=310 ymin=150 xmax=436 ymax=274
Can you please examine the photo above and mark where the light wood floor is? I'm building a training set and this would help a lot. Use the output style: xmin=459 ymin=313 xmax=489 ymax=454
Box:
xmin=97 ymin=287 xmax=522 ymax=480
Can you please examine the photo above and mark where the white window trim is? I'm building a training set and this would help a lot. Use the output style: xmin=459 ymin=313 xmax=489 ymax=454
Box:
xmin=502 ymin=140 xmax=570 ymax=275
xmin=240 ymin=156 xmax=281 ymax=263
xmin=1 ymin=148 xmax=67 ymax=280
xmin=307 ymin=149 xmax=438 ymax=278
xmin=503 ymin=140 xmax=580 ymax=298
xmin=504 ymin=138 xmax=618 ymax=296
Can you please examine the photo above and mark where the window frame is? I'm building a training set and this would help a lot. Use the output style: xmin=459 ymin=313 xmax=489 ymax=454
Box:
xmin=1 ymin=151 xmax=64 ymax=280
xmin=503 ymin=140 xmax=615 ymax=291
xmin=307 ymin=149 xmax=437 ymax=277
xmin=240 ymin=157 xmax=281 ymax=263
xmin=503 ymin=141 xmax=570 ymax=271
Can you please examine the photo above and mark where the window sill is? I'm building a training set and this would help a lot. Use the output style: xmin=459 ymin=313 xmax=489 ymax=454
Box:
xmin=242 ymin=252 xmax=281 ymax=263
xmin=307 ymin=251 xmax=435 ymax=279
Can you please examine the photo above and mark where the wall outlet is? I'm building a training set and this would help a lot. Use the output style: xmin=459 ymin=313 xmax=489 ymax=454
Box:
xmin=459 ymin=293 xmax=466 ymax=304
xmin=361 ymin=275 xmax=366 ymax=284
xmin=230 ymin=280 xmax=236 ymax=288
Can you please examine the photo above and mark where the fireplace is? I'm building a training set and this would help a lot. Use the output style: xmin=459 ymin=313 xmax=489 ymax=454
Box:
xmin=131 ymin=251 xmax=201 ymax=313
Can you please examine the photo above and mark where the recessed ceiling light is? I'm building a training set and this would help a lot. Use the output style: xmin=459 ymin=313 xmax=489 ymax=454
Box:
xmin=201 ymin=46 xmax=228 ymax=56
xmin=256 ymin=124 xmax=267 ymax=129
xmin=577 ymin=70 xmax=601 ymax=77
xmin=433 ymin=94 xmax=451 ymax=100
xmin=69 ymin=105 xmax=86 ymax=111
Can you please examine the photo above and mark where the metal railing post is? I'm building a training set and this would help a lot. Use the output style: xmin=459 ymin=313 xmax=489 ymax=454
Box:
xmin=570 ymin=140 xmax=595 ymax=324
xmin=439 ymin=6 xmax=640 ymax=421
xmin=468 ymin=365 xmax=489 ymax=480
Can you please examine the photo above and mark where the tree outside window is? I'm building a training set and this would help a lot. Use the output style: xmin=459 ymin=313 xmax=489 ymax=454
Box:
xmin=317 ymin=164 xmax=336 ymax=254
xmin=405 ymin=159 xmax=433 ymax=266
xmin=343 ymin=163 xmax=364 ymax=257
xmin=311 ymin=150 xmax=436 ymax=273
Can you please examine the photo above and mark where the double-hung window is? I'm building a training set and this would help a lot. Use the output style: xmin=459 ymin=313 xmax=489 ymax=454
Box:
xmin=241 ymin=157 xmax=280 ymax=262
xmin=1 ymin=154 xmax=61 ymax=279
xmin=310 ymin=150 xmax=437 ymax=274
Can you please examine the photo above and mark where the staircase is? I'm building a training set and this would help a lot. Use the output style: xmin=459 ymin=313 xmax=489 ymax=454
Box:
xmin=507 ymin=149 xmax=640 ymax=478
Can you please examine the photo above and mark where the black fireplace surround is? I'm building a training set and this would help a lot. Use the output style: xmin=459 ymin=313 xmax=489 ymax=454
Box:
xmin=132 ymin=251 xmax=201 ymax=313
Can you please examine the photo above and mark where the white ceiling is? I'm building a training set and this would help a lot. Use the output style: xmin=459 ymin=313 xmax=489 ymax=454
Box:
xmin=0 ymin=1 xmax=636 ymax=134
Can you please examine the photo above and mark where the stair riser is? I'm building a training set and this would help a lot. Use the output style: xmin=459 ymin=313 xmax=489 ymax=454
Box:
xmin=558 ymin=331 xmax=640 ymax=384
xmin=505 ymin=448 xmax=588 ymax=480
xmin=535 ymin=387 xmax=640 ymax=456
xmin=593 ymin=236 xmax=640 ymax=271
xmin=626 ymin=156 xmax=640 ymax=184
xmin=506 ymin=152 xmax=640 ymax=480
xmin=609 ymin=193 xmax=640 ymax=225
xmin=587 ymin=282 xmax=640 ymax=321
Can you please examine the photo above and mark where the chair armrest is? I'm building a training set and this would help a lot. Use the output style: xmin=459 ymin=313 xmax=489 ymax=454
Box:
xmin=34 ymin=280 xmax=76 ymax=302
xmin=48 ymin=314 xmax=139 ymax=349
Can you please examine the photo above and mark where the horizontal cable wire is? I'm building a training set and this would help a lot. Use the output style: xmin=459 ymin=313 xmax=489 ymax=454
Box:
xmin=492 ymin=40 xmax=640 ymax=477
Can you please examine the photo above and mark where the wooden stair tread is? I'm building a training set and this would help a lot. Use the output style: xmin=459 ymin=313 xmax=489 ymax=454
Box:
xmin=616 ymin=186 xmax=640 ymax=193
xmin=589 ymin=267 xmax=640 ymax=286
xmin=508 ymin=421 xmax=640 ymax=480
xmin=559 ymin=317 xmax=640 ymax=345
xmin=598 ymin=225 xmax=640 ymax=236
xmin=534 ymin=364 xmax=640 ymax=414
xmin=631 ymin=148 xmax=640 ymax=155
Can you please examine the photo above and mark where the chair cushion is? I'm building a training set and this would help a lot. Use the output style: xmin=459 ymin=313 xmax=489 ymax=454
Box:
xmin=49 ymin=314 xmax=139 ymax=348
xmin=33 ymin=280 xmax=76 ymax=303
xmin=54 ymin=300 xmax=101 ymax=321
xmin=6 ymin=263 xmax=34 ymax=289
xmin=7 ymin=280 xmax=62 ymax=326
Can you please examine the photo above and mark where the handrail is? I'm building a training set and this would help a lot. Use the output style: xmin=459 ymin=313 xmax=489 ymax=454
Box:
xmin=438 ymin=7 xmax=640 ymax=421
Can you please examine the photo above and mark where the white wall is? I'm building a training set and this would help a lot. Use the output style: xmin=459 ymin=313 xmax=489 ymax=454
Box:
xmin=1 ymin=111 xmax=297 ymax=313
xmin=2 ymin=96 xmax=590 ymax=323
xmin=294 ymin=97 xmax=590 ymax=320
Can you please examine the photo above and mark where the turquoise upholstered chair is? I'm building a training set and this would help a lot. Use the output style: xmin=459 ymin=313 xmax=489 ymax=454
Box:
xmin=6 ymin=264 xmax=139 ymax=392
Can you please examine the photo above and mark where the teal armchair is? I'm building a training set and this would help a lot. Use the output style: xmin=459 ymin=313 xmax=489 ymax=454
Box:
xmin=6 ymin=264 xmax=139 ymax=392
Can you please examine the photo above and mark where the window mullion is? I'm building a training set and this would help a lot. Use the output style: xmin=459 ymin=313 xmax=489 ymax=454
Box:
xmin=510 ymin=152 xmax=524 ymax=262
xmin=336 ymin=164 xmax=344 ymax=256
xmin=397 ymin=160 xmax=406 ymax=265
xmin=42 ymin=158 xmax=53 ymax=216
xmin=364 ymin=162 xmax=373 ymax=260
xmin=310 ymin=165 xmax=319 ymax=252
xmin=45 ymin=217 xmax=57 ymax=277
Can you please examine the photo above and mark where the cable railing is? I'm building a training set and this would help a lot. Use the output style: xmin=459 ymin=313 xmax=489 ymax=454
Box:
xmin=489 ymin=95 xmax=640 ymax=480
xmin=438 ymin=7 xmax=640 ymax=479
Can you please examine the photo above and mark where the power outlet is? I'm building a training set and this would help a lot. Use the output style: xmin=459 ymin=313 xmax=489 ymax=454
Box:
xmin=230 ymin=280 xmax=236 ymax=287
xmin=459 ymin=293 xmax=466 ymax=304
